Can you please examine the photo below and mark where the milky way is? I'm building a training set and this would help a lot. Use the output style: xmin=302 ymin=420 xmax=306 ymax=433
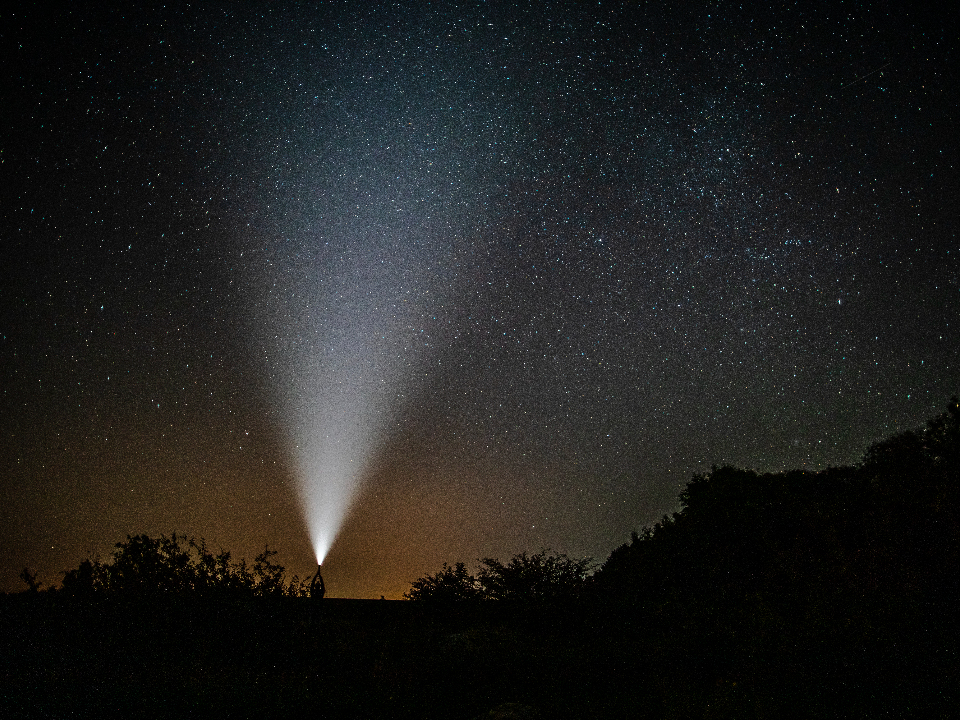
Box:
xmin=2 ymin=2 xmax=957 ymax=596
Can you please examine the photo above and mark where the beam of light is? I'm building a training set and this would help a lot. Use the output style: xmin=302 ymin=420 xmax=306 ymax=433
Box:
xmin=235 ymin=11 xmax=507 ymax=566
xmin=256 ymin=242 xmax=420 ymax=567
xmin=289 ymin=335 xmax=380 ymax=567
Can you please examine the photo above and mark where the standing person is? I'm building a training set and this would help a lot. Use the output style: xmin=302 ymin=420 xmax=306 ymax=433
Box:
xmin=310 ymin=565 xmax=326 ymax=599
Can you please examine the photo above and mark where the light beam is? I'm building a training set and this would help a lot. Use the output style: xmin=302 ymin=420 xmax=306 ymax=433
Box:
xmin=250 ymin=224 xmax=429 ymax=570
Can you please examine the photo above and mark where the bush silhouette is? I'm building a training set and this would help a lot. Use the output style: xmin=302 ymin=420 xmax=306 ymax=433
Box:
xmin=58 ymin=533 xmax=308 ymax=597
xmin=589 ymin=396 xmax=960 ymax=716
xmin=406 ymin=551 xmax=594 ymax=602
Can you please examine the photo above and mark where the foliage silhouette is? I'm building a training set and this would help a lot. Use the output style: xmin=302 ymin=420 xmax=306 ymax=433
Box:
xmin=477 ymin=551 xmax=595 ymax=601
xmin=5 ymin=397 xmax=958 ymax=718
xmin=405 ymin=551 xmax=594 ymax=602
xmin=58 ymin=533 xmax=308 ymax=597
xmin=18 ymin=567 xmax=41 ymax=593
xmin=404 ymin=561 xmax=482 ymax=602
xmin=590 ymin=396 xmax=960 ymax=717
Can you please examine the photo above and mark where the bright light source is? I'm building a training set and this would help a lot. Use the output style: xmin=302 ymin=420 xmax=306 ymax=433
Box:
xmin=253 ymin=246 xmax=423 ymax=570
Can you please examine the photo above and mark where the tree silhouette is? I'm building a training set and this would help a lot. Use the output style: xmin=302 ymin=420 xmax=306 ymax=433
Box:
xmin=589 ymin=397 xmax=960 ymax=717
xmin=477 ymin=551 xmax=594 ymax=601
xmin=58 ymin=533 xmax=308 ymax=597
xmin=406 ymin=551 xmax=593 ymax=602
xmin=6 ymin=398 xmax=959 ymax=719
xmin=18 ymin=567 xmax=41 ymax=593
xmin=404 ymin=561 xmax=482 ymax=602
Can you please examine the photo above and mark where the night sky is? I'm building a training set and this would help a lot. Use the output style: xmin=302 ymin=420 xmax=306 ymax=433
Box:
xmin=2 ymin=2 xmax=958 ymax=598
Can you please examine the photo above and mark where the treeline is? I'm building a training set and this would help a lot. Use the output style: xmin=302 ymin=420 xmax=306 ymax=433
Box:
xmin=405 ymin=397 xmax=960 ymax=715
xmin=8 ymin=398 xmax=959 ymax=716
xmin=26 ymin=533 xmax=310 ymax=598
xmin=404 ymin=551 xmax=595 ymax=602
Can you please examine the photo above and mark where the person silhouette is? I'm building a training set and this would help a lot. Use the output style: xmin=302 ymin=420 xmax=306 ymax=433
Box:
xmin=310 ymin=564 xmax=326 ymax=599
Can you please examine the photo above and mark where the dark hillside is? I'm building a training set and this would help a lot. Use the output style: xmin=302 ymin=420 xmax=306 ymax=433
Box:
xmin=591 ymin=398 xmax=960 ymax=717
xmin=3 ymin=399 xmax=957 ymax=718
xmin=0 ymin=593 xmax=609 ymax=719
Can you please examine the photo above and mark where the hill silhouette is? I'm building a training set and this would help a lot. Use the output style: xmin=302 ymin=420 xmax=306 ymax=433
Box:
xmin=2 ymin=398 xmax=957 ymax=718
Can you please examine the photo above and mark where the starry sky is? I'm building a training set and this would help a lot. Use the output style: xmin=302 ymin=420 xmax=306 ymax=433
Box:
xmin=2 ymin=1 xmax=958 ymax=598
